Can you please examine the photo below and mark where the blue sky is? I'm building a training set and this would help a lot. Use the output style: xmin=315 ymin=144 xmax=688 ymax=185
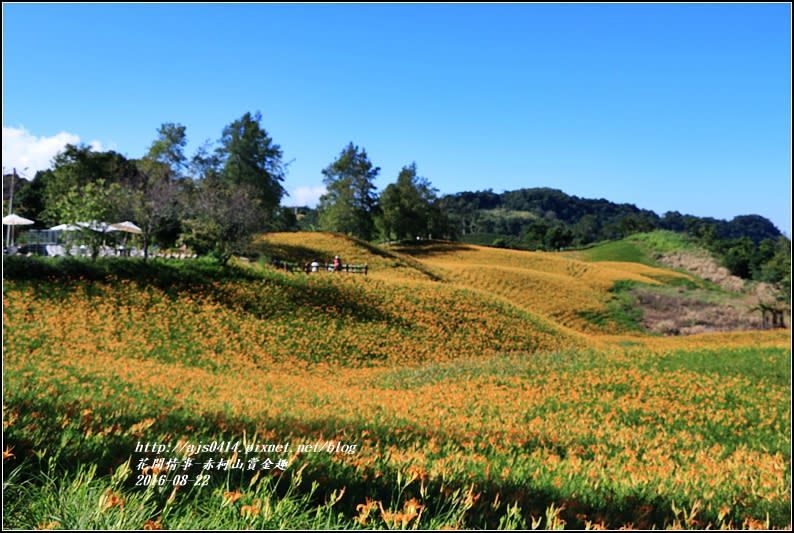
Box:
xmin=3 ymin=3 xmax=791 ymax=234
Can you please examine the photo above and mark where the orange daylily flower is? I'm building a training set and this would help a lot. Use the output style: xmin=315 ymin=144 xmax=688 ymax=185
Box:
xmin=3 ymin=446 xmax=15 ymax=460
xmin=223 ymin=489 xmax=243 ymax=505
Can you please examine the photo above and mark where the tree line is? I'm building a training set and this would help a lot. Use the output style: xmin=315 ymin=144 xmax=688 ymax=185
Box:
xmin=8 ymin=113 xmax=287 ymax=262
xmin=432 ymin=187 xmax=783 ymax=248
xmin=6 ymin=112 xmax=454 ymax=262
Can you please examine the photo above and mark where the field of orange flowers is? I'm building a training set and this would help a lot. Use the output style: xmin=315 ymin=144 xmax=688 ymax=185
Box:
xmin=3 ymin=244 xmax=791 ymax=529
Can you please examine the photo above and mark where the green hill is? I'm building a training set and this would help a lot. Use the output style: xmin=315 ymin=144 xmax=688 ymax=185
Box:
xmin=566 ymin=230 xmax=701 ymax=265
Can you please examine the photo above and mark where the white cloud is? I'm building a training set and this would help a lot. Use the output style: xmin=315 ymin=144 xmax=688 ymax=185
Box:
xmin=2 ymin=126 xmax=106 ymax=177
xmin=288 ymin=185 xmax=327 ymax=207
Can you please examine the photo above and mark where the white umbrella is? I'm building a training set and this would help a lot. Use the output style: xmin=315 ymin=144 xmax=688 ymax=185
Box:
xmin=109 ymin=221 xmax=142 ymax=256
xmin=3 ymin=214 xmax=34 ymax=225
xmin=3 ymin=213 xmax=34 ymax=247
xmin=110 ymin=221 xmax=142 ymax=234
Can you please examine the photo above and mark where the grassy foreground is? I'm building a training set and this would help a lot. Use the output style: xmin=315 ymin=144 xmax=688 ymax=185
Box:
xmin=3 ymin=252 xmax=791 ymax=529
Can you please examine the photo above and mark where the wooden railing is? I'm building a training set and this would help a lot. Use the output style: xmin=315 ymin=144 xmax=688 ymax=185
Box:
xmin=270 ymin=258 xmax=368 ymax=275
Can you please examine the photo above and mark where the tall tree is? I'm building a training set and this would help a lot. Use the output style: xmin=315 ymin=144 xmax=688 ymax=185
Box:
xmin=317 ymin=143 xmax=380 ymax=241
xmin=216 ymin=111 xmax=286 ymax=219
xmin=379 ymin=163 xmax=439 ymax=241
xmin=378 ymin=184 xmax=400 ymax=241
xmin=125 ymin=123 xmax=194 ymax=259
xmin=146 ymin=123 xmax=188 ymax=178
xmin=125 ymin=168 xmax=183 ymax=261
xmin=190 ymin=140 xmax=222 ymax=182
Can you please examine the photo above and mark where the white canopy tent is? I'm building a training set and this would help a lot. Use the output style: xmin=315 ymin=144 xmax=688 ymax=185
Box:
xmin=76 ymin=221 xmax=117 ymax=233
xmin=49 ymin=223 xmax=82 ymax=232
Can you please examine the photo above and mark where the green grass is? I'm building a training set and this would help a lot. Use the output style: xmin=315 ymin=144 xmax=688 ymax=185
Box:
xmin=642 ymin=346 xmax=791 ymax=386
xmin=3 ymin=456 xmax=472 ymax=530
xmin=576 ymin=280 xmax=646 ymax=333
xmin=627 ymin=230 xmax=700 ymax=255
xmin=576 ymin=231 xmax=701 ymax=266
xmin=579 ymin=240 xmax=652 ymax=264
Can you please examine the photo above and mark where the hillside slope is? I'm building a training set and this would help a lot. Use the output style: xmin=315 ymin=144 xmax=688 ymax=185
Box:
xmin=390 ymin=240 xmax=692 ymax=334
xmin=254 ymin=232 xmax=444 ymax=282
xmin=3 ymin=256 xmax=578 ymax=369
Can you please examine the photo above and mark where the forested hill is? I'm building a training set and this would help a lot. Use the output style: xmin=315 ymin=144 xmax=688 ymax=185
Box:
xmin=437 ymin=187 xmax=782 ymax=248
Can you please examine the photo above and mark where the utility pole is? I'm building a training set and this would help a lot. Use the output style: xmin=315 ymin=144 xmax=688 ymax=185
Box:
xmin=5 ymin=168 xmax=16 ymax=247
